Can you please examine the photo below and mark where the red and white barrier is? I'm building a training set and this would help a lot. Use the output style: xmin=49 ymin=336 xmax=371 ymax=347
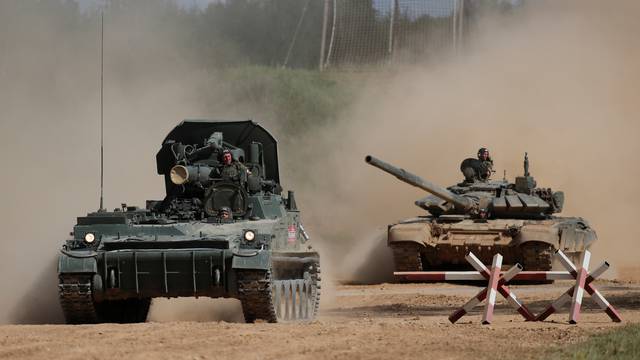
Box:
xmin=483 ymin=254 xmax=502 ymax=324
xmin=466 ymin=252 xmax=535 ymax=323
xmin=447 ymin=264 xmax=523 ymax=323
xmin=534 ymin=260 xmax=607 ymax=321
xmin=536 ymin=250 xmax=622 ymax=323
xmin=395 ymin=271 xmax=574 ymax=282
xmin=396 ymin=250 xmax=622 ymax=324
xmin=447 ymin=252 xmax=535 ymax=324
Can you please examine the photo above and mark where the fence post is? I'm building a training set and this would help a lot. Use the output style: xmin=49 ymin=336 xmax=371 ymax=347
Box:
xmin=319 ymin=0 xmax=330 ymax=71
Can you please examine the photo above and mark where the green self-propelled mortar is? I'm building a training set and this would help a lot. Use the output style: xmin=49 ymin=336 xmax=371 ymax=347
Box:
xmin=365 ymin=154 xmax=596 ymax=274
xmin=58 ymin=120 xmax=320 ymax=324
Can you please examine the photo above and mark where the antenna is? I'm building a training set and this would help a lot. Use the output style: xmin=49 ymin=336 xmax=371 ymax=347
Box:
xmin=99 ymin=11 xmax=105 ymax=212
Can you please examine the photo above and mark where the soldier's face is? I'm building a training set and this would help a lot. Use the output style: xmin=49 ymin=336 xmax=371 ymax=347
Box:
xmin=480 ymin=151 xmax=489 ymax=160
xmin=223 ymin=153 xmax=232 ymax=165
xmin=221 ymin=211 xmax=230 ymax=219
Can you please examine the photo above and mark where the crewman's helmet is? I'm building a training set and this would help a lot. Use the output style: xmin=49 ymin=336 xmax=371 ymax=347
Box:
xmin=477 ymin=148 xmax=490 ymax=161
xmin=218 ymin=206 xmax=232 ymax=219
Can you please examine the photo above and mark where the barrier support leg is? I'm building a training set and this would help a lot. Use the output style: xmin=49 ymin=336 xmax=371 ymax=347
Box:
xmin=482 ymin=254 xmax=503 ymax=325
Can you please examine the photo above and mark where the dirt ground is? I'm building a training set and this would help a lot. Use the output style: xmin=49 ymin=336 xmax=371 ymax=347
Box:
xmin=1 ymin=280 xmax=639 ymax=360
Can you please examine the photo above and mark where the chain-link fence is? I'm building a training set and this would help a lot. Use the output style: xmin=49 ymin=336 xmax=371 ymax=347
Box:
xmin=320 ymin=0 xmax=465 ymax=69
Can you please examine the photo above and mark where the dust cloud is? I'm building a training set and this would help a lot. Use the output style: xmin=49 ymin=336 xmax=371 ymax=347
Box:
xmin=0 ymin=4 xmax=249 ymax=324
xmin=148 ymin=298 xmax=245 ymax=323
xmin=287 ymin=0 xmax=640 ymax=283
xmin=1 ymin=0 xmax=639 ymax=324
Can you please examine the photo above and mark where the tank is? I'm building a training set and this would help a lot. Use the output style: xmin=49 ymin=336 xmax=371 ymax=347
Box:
xmin=58 ymin=120 xmax=320 ymax=324
xmin=365 ymin=154 xmax=596 ymax=273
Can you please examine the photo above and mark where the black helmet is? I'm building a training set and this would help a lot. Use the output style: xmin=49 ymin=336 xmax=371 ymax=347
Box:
xmin=477 ymin=147 xmax=489 ymax=158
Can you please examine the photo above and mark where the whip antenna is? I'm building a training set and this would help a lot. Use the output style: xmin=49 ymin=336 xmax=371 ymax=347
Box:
xmin=99 ymin=11 xmax=105 ymax=212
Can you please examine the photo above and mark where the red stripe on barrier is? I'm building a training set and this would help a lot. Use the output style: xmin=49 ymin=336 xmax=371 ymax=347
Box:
xmin=448 ymin=308 xmax=467 ymax=323
xmin=535 ymin=306 xmax=557 ymax=322
xmin=585 ymin=283 xmax=623 ymax=322
xmin=605 ymin=307 xmax=623 ymax=323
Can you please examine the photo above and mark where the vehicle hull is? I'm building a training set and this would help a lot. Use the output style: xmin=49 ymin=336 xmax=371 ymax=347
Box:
xmin=388 ymin=216 xmax=596 ymax=272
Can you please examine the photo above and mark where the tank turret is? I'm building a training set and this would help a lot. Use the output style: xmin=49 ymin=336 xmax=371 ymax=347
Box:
xmin=366 ymin=154 xmax=563 ymax=219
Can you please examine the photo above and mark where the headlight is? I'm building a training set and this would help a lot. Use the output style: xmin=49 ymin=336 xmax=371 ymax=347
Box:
xmin=84 ymin=233 xmax=96 ymax=244
xmin=244 ymin=230 xmax=255 ymax=242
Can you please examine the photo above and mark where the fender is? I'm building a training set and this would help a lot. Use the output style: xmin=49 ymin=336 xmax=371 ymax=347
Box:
xmin=559 ymin=226 xmax=597 ymax=252
xmin=58 ymin=251 xmax=98 ymax=274
xmin=512 ymin=224 xmax=560 ymax=247
xmin=232 ymin=250 xmax=271 ymax=270
xmin=387 ymin=222 xmax=430 ymax=248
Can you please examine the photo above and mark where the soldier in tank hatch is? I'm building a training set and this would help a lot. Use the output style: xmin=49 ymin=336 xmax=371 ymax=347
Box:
xmin=217 ymin=206 xmax=233 ymax=222
xmin=477 ymin=147 xmax=494 ymax=180
xmin=217 ymin=149 xmax=250 ymax=183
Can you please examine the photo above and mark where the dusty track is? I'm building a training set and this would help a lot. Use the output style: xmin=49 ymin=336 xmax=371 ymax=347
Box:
xmin=1 ymin=280 xmax=639 ymax=360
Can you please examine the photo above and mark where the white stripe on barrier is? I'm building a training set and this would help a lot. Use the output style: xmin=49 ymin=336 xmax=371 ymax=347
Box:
xmin=569 ymin=251 xmax=591 ymax=323
xmin=576 ymin=287 xmax=584 ymax=301
xmin=482 ymin=253 xmax=503 ymax=324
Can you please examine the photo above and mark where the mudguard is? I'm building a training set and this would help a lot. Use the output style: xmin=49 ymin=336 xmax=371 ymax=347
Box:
xmin=232 ymin=250 xmax=271 ymax=270
xmin=512 ymin=224 xmax=560 ymax=247
xmin=560 ymin=227 xmax=597 ymax=252
xmin=387 ymin=222 xmax=430 ymax=247
xmin=58 ymin=252 xmax=98 ymax=274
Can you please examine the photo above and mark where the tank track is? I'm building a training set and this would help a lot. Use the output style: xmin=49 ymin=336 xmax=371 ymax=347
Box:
xmin=58 ymin=274 xmax=99 ymax=324
xmin=310 ymin=262 xmax=321 ymax=319
xmin=237 ymin=269 xmax=278 ymax=323
xmin=521 ymin=242 xmax=554 ymax=271
xmin=59 ymin=274 xmax=151 ymax=324
xmin=391 ymin=243 xmax=423 ymax=272
xmin=237 ymin=261 xmax=321 ymax=323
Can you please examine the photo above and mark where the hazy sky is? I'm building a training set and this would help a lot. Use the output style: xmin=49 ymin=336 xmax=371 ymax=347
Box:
xmin=77 ymin=0 xmax=218 ymax=11
xmin=77 ymin=0 xmax=461 ymax=15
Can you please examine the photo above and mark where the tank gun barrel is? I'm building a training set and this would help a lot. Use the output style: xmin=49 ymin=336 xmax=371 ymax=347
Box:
xmin=365 ymin=155 xmax=474 ymax=210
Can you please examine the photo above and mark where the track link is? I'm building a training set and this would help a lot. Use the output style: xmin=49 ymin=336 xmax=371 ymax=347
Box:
xmin=237 ymin=269 xmax=278 ymax=323
xmin=521 ymin=242 xmax=554 ymax=271
xmin=391 ymin=243 xmax=424 ymax=272
xmin=310 ymin=262 xmax=321 ymax=319
xmin=58 ymin=274 xmax=99 ymax=324
xmin=237 ymin=260 xmax=321 ymax=323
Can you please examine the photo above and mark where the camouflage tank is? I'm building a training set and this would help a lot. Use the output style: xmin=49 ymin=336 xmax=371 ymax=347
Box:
xmin=58 ymin=120 xmax=320 ymax=324
xmin=365 ymin=154 xmax=596 ymax=272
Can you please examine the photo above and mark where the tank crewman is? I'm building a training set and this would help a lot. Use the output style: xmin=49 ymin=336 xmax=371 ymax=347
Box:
xmin=219 ymin=149 xmax=251 ymax=183
xmin=218 ymin=206 xmax=233 ymax=222
xmin=477 ymin=147 xmax=494 ymax=180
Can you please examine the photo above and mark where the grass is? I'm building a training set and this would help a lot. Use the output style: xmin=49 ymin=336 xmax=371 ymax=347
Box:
xmin=547 ymin=324 xmax=640 ymax=360
xmin=217 ymin=66 xmax=354 ymax=135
